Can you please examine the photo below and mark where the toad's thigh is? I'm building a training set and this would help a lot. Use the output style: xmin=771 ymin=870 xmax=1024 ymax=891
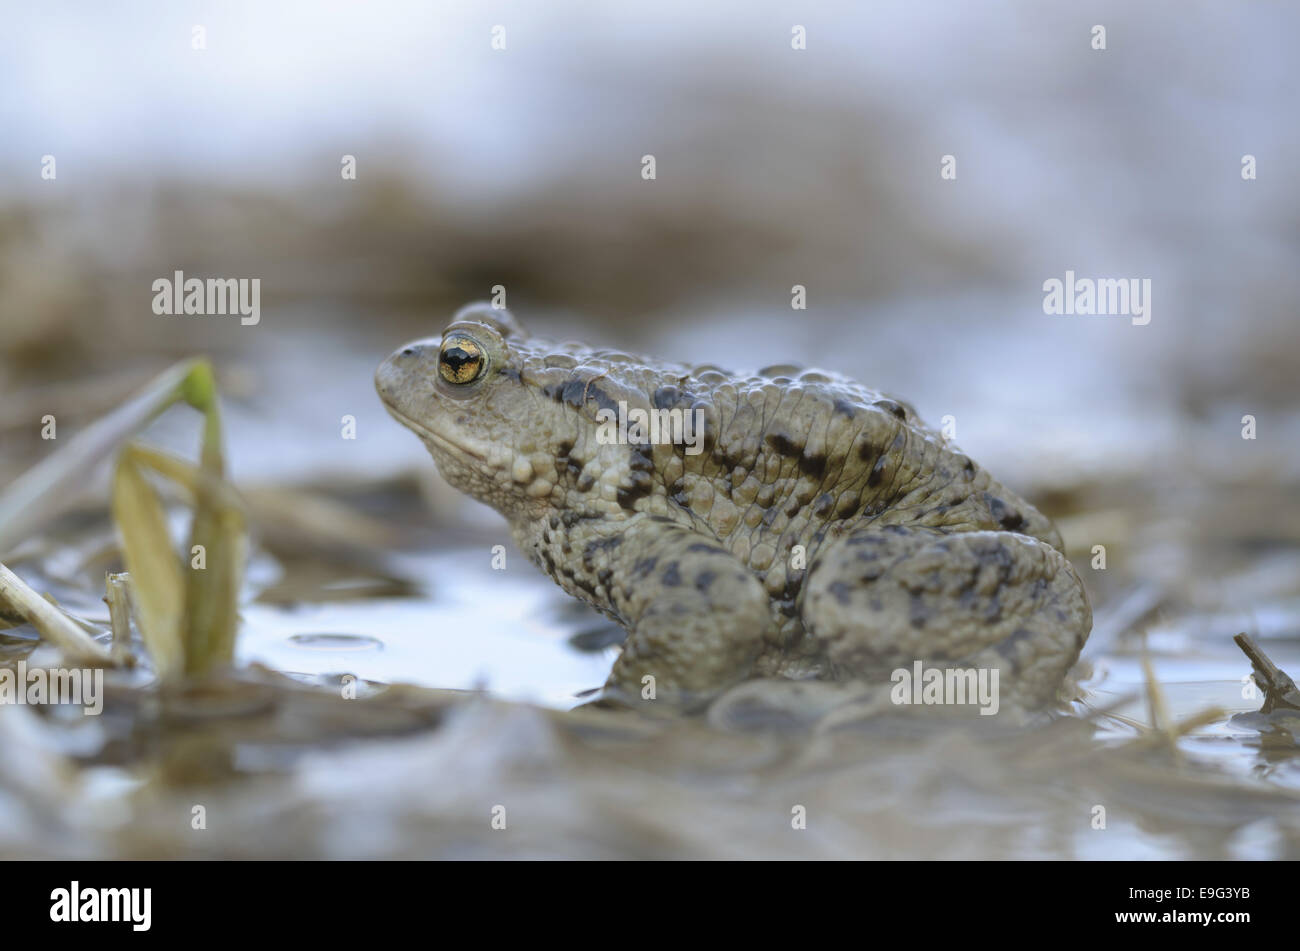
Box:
xmin=803 ymin=526 xmax=1090 ymax=699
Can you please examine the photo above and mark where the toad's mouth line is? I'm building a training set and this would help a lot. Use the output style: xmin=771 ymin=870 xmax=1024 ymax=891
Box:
xmin=381 ymin=402 xmax=486 ymax=462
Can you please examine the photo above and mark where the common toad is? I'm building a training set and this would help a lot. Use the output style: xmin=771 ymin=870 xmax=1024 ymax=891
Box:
xmin=376 ymin=304 xmax=1091 ymax=710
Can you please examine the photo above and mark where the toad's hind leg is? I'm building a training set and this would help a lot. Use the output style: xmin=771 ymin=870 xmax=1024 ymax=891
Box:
xmin=802 ymin=525 xmax=1091 ymax=708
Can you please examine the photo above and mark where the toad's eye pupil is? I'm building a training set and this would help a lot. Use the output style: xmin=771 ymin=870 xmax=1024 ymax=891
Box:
xmin=438 ymin=339 xmax=484 ymax=383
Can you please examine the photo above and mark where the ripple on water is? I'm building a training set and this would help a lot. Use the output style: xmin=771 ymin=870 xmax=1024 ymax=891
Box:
xmin=287 ymin=633 xmax=385 ymax=652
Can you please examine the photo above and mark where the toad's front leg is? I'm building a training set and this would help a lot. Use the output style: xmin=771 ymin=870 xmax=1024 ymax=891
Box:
xmin=539 ymin=515 xmax=775 ymax=707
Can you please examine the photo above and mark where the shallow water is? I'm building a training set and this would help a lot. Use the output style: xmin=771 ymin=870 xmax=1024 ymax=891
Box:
xmin=238 ymin=549 xmax=616 ymax=710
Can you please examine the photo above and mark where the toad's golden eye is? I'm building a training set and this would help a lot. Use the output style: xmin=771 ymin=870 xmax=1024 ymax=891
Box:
xmin=438 ymin=335 xmax=485 ymax=384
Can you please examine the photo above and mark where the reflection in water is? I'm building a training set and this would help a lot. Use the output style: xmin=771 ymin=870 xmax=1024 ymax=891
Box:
xmin=287 ymin=633 xmax=385 ymax=652
xmin=242 ymin=550 xmax=616 ymax=710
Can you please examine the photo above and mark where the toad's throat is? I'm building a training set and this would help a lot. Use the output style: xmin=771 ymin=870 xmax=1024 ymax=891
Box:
xmin=381 ymin=403 xmax=486 ymax=463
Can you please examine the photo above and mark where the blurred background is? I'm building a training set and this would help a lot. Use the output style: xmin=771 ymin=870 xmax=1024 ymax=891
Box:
xmin=2 ymin=0 xmax=1300 ymax=858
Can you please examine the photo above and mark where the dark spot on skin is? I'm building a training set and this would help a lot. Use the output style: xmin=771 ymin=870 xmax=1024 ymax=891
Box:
xmin=617 ymin=475 xmax=654 ymax=510
xmin=962 ymin=457 xmax=976 ymax=476
xmin=719 ymin=449 xmax=747 ymax=472
xmin=617 ymin=447 xmax=657 ymax=510
xmin=995 ymin=628 xmax=1034 ymax=672
xmin=781 ymin=573 xmax=804 ymax=603
xmin=987 ymin=495 xmax=1025 ymax=533
xmin=546 ymin=376 xmax=620 ymax=414
xmin=694 ymin=570 xmax=717 ymax=592
xmin=498 ymin=366 xmax=522 ymax=383
xmin=542 ymin=552 xmax=556 ymax=575
xmin=973 ymin=538 xmax=1015 ymax=576
xmin=582 ymin=536 xmax=622 ymax=568
xmin=686 ymin=543 xmax=727 ymax=555
xmin=827 ymin=581 xmax=852 ymax=606
xmin=909 ymin=593 xmax=930 ymax=629
xmin=633 ymin=557 xmax=659 ymax=578
xmin=766 ymin=432 xmax=803 ymax=458
xmin=596 ymin=567 xmax=613 ymax=590
xmin=833 ymin=399 xmax=857 ymax=418
xmin=629 ymin=446 xmax=655 ymax=471
xmin=857 ymin=438 xmax=877 ymax=462
xmin=653 ymin=386 xmax=685 ymax=410
xmin=691 ymin=401 xmax=717 ymax=455
xmin=785 ymin=502 xmax=801 ymax=518
xmin=559 ymin=379 xmax=589 ymax=409
xmin=554 ymin=440 xmax=584 ymax=481
xmin=845 ymin=533 xmax=883 ymax=552
xmin=835 ymin=495 xmax=860 ymax=519
xmin=875 ymin=399 xmax=907 ymax=420
xmin=549 ymin=516 xmax=560 ymax=530
xmin=798 ymin=452 xmax=827 ymax=477
xmin=867 ymin=453 xmax=889 ymax=487
xmin=576 ymin=473 xmax=595 ymax=492
xmin=662 ymin=563 xmax=682 ymax=586
xmin=812 ymin=493 xmax=834 ymax=517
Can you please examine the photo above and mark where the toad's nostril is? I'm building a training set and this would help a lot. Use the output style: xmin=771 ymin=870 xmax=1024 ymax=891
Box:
xmin=401 ymin=346 xmax=420 ymax=357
